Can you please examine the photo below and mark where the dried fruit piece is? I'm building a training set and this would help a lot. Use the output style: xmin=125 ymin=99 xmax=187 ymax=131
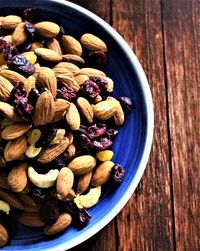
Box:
xmin=62 ymin=35 xmax=82 ymax=56
xmin=66 ymin=103 xmax=81 ymax=131
xmin=34 ymin=21 xmax=60 ymax=38
xmin=0 ymin=75 xmax=13 ymax=102
xmin=96 ymin=150 xmax=113 ymax=162
xmin=22 ymin=51 xmax=37 ymax=65
xmin=56 ymin=167 xmax=74 ymax=197
xmin=80 ymin=33 xmax=107 ymax=52
xmin=68 ymin=155 xmax=96 ymax=175
xmin=1 ymin=123 xmax=31 ymax=140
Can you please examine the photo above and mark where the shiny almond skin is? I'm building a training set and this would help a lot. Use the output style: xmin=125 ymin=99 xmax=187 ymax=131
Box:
xmin=62 ymin=54 xmax=85 ymax=66
xmin=18 ymin=212 xmax=45 ymax=227
xmin=107 ymin=97 xmax=124 ymax=126
xmin=1 ymin=15 xmax=22 ymax=30
xmin=43 ymin=213 xmax=72 ymax=235
xmin=35 ymin=48 xmax=62 ymax=62
xmin=62 ymin=35 xmax=83 ymax=56
xmin=77 ymin=171 xmax=93 ymax=194
xmin=0 ymin=224 xmax=8 ymax=247
xmin=12 ymin=22 xmax=27 ymax=46
xmin=93 ymin=99 xmax=119 ymax=120
xmin=79 ymin=67 xmax=105 ymax=78
xmin=1 ymin=123 xmax=31 ymax=140
xmin=0 ymin=189 xmax=24 ymax=210
xmin=37 ymin=137 xmax=69 ymax=164
xmin=77 ymin=97 xmax=94 ymax=123
xmin=80 ymin=33 xmax=107 ymax=52
xmin=0 ymin=69 xmax=26 ymax=85
xmin=47 ymin=38 xmax=63 ymax=55
xmin=68 ymin=155 xmax=96 ymax=175
xmin=58 ymin=76 xmax=80 ymax=92
xmin=33 ymin=91 xmax=55 ymax=126
xmin=66 ymin=103 xmax=81 ymax=130
xmin=7 ymin=162 xmax=28 ymax=192
xmin=56 ymin=167 xmax=74 ymax=197
xmin=0 ymin=102 xmax=23 ymax=122
xmin=0 ymin=76 xmax=13 ymax=102
xmin=37 ymin=67 xmax=57 ymax=97
xmin=4 ymin=136 xmax=28 ymax=162
xmin=34 ymin=21 xmax=60 ymax=39
xmin=54 ymin=62 xmax=80 ymax=75
xmin=91 ymin=161 xmax=114 ymax=186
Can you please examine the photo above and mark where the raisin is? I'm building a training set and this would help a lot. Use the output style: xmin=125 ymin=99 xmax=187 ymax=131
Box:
xmin=88 ymin=51 xmax=107 ymax=67
xmin=118 ymin=97 xmax=133 ymax=111
xmin=111 ymin=164 xmax=125 ymax=183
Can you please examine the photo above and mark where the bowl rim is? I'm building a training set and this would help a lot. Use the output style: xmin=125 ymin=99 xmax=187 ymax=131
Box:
xmin=2 ymin=0 xmax=154 ymax=250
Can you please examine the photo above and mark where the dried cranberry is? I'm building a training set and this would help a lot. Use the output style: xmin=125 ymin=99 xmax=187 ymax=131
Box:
xmin=14 ymin=97 xmax=34 ymax=122
xmin=56 ymin=86 xmax=76 ymax=101
xmin=111 ymin=164 xmax=125 ymax=183
xmin=79 ymin=80 xmax=100 ymax=99
xmin=93 ymin=137 xmax=112 ymax=150
xmin=23 ymin=8 xmax=38 ymax=23
xmin=40 ymin=201 xmax=60 ymax=225
xmin=87 ymin=124 xmax=107 ymax=139
xmin=35 ymin=126 xmax=57 ymax=147
xmin=0 ymin=39 xmax=17 ymax=62
xmin=53 ymin=158 xmax=66 ymax=169
xmin=10 ymin=82 xmax=26 ymax=102
xmin=30 ymin=187 xmax=49 ymax=202
xmin=28 ymin=88 xmax=40 ymax=106
xmin=25 ymin=21 xmax=36 ymax=41
xmin=118 ymin=97 xmax=132 ymax=111
xmin=91 ymin=77 xmax=108 ymax=94
xmin=78 ymin=134 xmax=94 ymax=152
xmin=88 ymin=51 xmax=107 ymax=67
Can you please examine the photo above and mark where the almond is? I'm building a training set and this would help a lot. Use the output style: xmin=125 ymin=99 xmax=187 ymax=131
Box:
xmin=91 ymin=161 xmax=114 ymax=186
xmin=7 ymin=162 xmax=28 ymax=192
xmin=66 ymin=103 xmax=81 ymax=130
xmin=0 ymin=173 xmax=9 ymax=189
xmin=79 ymin=67 xmax=105 ymax=78
xmin=93 ymin=99 xmax=119 ymax=120
xmin=0 ymin=156 xmax=6 ymax=169
xmin=0 ymin=75 xmax=13 ymax=101
xmin=12 ymin=22 xmax=27 ymax=46
xmin=74 ymin=74 xmax=89 ymax=85
xmin=0 ymin=102 xmax=23 ymax=122
xmin=68 ymin=155 xmax=96 ymax=175
xmin=1 ymin=15 xmax=22 ymax=30
xmin=63 ymin=143 xmax=76 ymax=160
xmin=62 ymin=54 xmax=85 ymax=66
xmin=56 ymin=167 xmax=74 ymax=197
xmin=18 ymin=193 xmax=37 ymax=208
xmin=52 ymin=67 xmax=74 ymax=78
xmin=18 ymin=212 xmax=45 ymax=227
xmin=77 ymin=171 xmax=93 ymax=194
xmin=50 ymin=99 xmax=70 ymax=123
xmin=0 ymin=69 xmax=26 ymax=85
xmin=33 ymin=90 xmax=55 ymax=126
xmin=54 ymin=62 xmax=80 ymax=75
xmin=2 ymin=35 xmax=12 ymax=43
xmin=4 ymin=136 xmax=28 ymax=162
xmin=80 ymin=33 xmax=107 ymax=52
xmin=62 ymin=35 xmax=82 ymax=56
xmin=47 ymin=38 xmax=63 ymax=55
xmin=107 ymin=97 xmax=124 ymax=126
xmin=58 ymin=75 xmax=80 ymax=91
xmin=37 ymin=137 xmax=69 ymax=164
xmin=0 ymin=224 xmax=8 ymax=247
xmin=77 ymin=97 xmax=94 ymax=123
xmin=35 ymin=48 xmax=62 ymax=62
xmin=37 ymin=67 xmax=57 ymax=97
xmin=34 ymin=21 xmax=60 ymax=38
xmin=1 ymin=123 xmax=31 ymax=140
xmin=43 ymin=213 xmax=72 ymax=235
xmin=31 ymin=41 xmax=44 ymax=52
xmin=0 ymin=189 xmax=24 ymax=210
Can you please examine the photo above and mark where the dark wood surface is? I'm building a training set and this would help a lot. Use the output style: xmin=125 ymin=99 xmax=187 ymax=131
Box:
xmin=68 ymin=1 xmax=200 ymax=250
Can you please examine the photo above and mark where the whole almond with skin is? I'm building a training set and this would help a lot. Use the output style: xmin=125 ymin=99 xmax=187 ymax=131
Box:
xmin=62 ymin=35 xmax=83 ymax=56
xmin=52 ymin=67 xmax=74 ymax=78
xmin=80 ymin=33 xmax=107 ymax=52
xmin=74 ymin=74 xmax=89 ymax=85
xmin=56 ymin=167 xmax=74 ymax=197
xmin=91 ymin=161 xmax=114 ymax=186
xmin=0 ymin=102 xmax=23 ymax=122
xmin=0 ymin=224 xmax=8 ymax=247
xmin=79 ymin=67 xmax=105 ymax=78
xmin=77 ymin=171 xmax=93 ymax=194
xmin=0 ymin=173 xmax=9 ymax=189
xmin=58 ymin=76 xmax=80 ymax=91
xmin=35 ymin=48 xmax=62 ymax=62
xmin=35 ymin=21 xmax=60 ymax=39
xmin=54 ymin=62 xmax=80 ymax=75
xmin=47 ymin=38 xmax=63 ymax=55
xmin=37 ymin=67 xmax=57 ymax=97
xmin=55 ymin=99 xmax=70 ymax=112
xmin=33 ymin=90 xmax=55 ymax=126
xmin=0 ymin=69 xmax=26 ymax=85
xmin=0 ymin=76 xmax=13 ymax=101
xmin=1 ymin=15 xmax=22 ymax=30
xmin=7 ymin=162 xmax=28 ymax=192
xmin=18 ymin=193 xmax=37 ymax=208
xmin=18 ymin=212 xmax=45 ymax=227
xmin=0 ymin=189 xmax=24 ymax=210
xmin=68 ymin=155 xmax=96 ymax=175
xmin=107 ymin=97 xmax=124 ymax=126
xmin=93 ymin=99 xmax=120 ymax=120
xmin=37 ymin=137 xmax=69 ymax=164
xmin=63 ymin=143 xmax=76 ymax=160
xmin=1 ymin=123 xmax=31 ymax=140
xmin=12 ymin=22 xmax=27 ymax=46
xmin=4 ymin=136 xmax=27 ymax=162
xmin=31 ymin=41 xmax=44 ymax=52
xmin=62 ymin=54 xmax=85 ymax=66
xmin=43 ymin=213 xmax=72 ymax=235
xmin=66 ymin=103 xmax=81 ymax=130
xmin=77 ymin=97 xmax=94 ymax=123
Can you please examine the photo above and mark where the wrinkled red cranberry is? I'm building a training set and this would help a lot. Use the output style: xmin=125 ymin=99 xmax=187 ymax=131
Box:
xmin=106 ymin=128 xmax=118 ymax=138
xmin=10 ymin=82 xmax=26 ymax=102
xmin=90 ymin=77 xmax=108 ymax=94
xmin=40 ymin=200 xmax=60 ymax=225
xmin=111 ymin=164 xmax=125 ymax=183
xmin=28 ymin=88 xmax=40 ymax=106
xmin=88 ymin=51 xmax=107 ymax=67
xmin=56 ymin=86 xmax=76 ymax=101
xmin=35 ymin=126 xmax=57 ymax=147
xmin=79 ymin=80 xmax=100 ymax=99
xmin=8 ymin=55 xmax=35 ymax=77
xmin=13 ymin=97 xmax=34 ymax=122
xmin=87 ymin=124 xmax=107 ymax=139
xmin=78 ymin=134 xmax=94 ymax=152
xmin=23 ymin=8 xmax=38 ymax=23
xmin=0 ymin=39 xmax=17 ymax=62
xmin=118 ymin=97 xmax=132 ymax=111
xmin=93 ymin=137 xmax=112 ymax=150
xmin=25 ymin=21 xmax=36 ymax=41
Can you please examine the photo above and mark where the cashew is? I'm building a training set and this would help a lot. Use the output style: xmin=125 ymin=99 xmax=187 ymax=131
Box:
xmin=50 ymin=129 xmax=65 ymax=145
xmin=0 ymin=200 xmax=10 ymax=215
xmin=25 ymin=145 xmax=42 ymax=158
xmin=28 ymin=166 xmax=59 ymax=188
xmin=27 ymin=129 xmax=41 ymax=145
xmin=74 ymin=186 xmax=101 ymax=209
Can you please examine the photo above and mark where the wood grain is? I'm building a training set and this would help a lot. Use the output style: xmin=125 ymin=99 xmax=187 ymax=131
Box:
xmin=162 ymin=0 xmax=200 ymax=250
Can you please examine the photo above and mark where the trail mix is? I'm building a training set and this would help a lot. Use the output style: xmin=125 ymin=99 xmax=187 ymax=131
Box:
xmin=0 ymin=9 xmax=132 ymax=247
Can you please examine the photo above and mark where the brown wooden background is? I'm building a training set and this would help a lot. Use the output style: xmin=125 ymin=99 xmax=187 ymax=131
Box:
xmin=68 ymin=1 xmax=200 ymax=250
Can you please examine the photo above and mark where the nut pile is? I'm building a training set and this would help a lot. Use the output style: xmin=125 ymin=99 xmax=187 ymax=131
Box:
xmin=0 ymin=8 xmax=132 ymax=247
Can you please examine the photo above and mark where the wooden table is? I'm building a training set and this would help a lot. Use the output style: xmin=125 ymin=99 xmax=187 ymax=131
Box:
xmin=69 ymin=1 xmax=200 ymax=250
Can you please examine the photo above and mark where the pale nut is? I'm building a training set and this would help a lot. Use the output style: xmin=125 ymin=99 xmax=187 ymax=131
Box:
xmin=34 ymin=21 xmax=60 ymax=39
xmin=22 ymin=51 xmax=37 ymax=64
xmin=74 ymin=186 xmax=101 ymax=209
xmin=24 ymin=76 xmax=36 ymax=96
xmin=18 ymin=212 xmax=45 ymax=227
xmin=80 ymin=33 xmax=107 ymax=52
xmin=77 ymin=97 xmax=94 ymax=123
xmin=91 ymin=161 xmax=114 ymax=186
xmin=0 ymin=200 xmax=10 ymax=215
xmin=68 ymin=155 xmax=96 ymax=175
xmin=2 ymin=35 xmax=12 ymax=43
xmin=35 ymin=48 xmax=62 ymax=62
xmin=93 ymin=99 xmax=120 ymax=120
xmin=1 ymin=123 xmax=32 ymax=140
xmin=62 ymin=35 xmax=83 ymax=56
xmin=96 ymin=150 xmax=114 ymax=162
xmin=105 ymin=77 xmax=114 ymax=92
xmin=27 ymin=129 xmax=41 ymax=145
xmin=7 ymin=162 xmax=28 ymax=192
xmin=66 ymin=103 xmax=81 ymax=131
xmin=11 ymin=22 xmax=27 ymax=46
xmin=77 ymin=171 xmax=93 ymax=194
xmin=0 ymin=75 xmax=13 ymax=102
xmin=56 ymin=167 xmax=74 ymax=197
xmin=0 ymin=189 xmax=24 ymax=210
xmin=25 ymin=145 xmax=42 ymax=158
xmin=1 ymin=15 xmax=22 ymax=30
xmin=0 ymin=224 xmax=8 ymax=247
xmin=28 ymin=166 xmax=59 ymax=188
xmin=43 ymin=213 xmax=72 ymax=235
xmin=50 ymin=129 xmax=66 ymax=145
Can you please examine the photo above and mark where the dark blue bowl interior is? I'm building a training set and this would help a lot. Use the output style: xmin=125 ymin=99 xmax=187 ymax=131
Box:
xmin=0 ymin=0 xmax=148 ymax=250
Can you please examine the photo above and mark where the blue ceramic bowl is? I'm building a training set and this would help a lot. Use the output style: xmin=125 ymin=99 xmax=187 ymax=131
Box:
xmin=0 ymin=0 xmax=153 ymax=250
